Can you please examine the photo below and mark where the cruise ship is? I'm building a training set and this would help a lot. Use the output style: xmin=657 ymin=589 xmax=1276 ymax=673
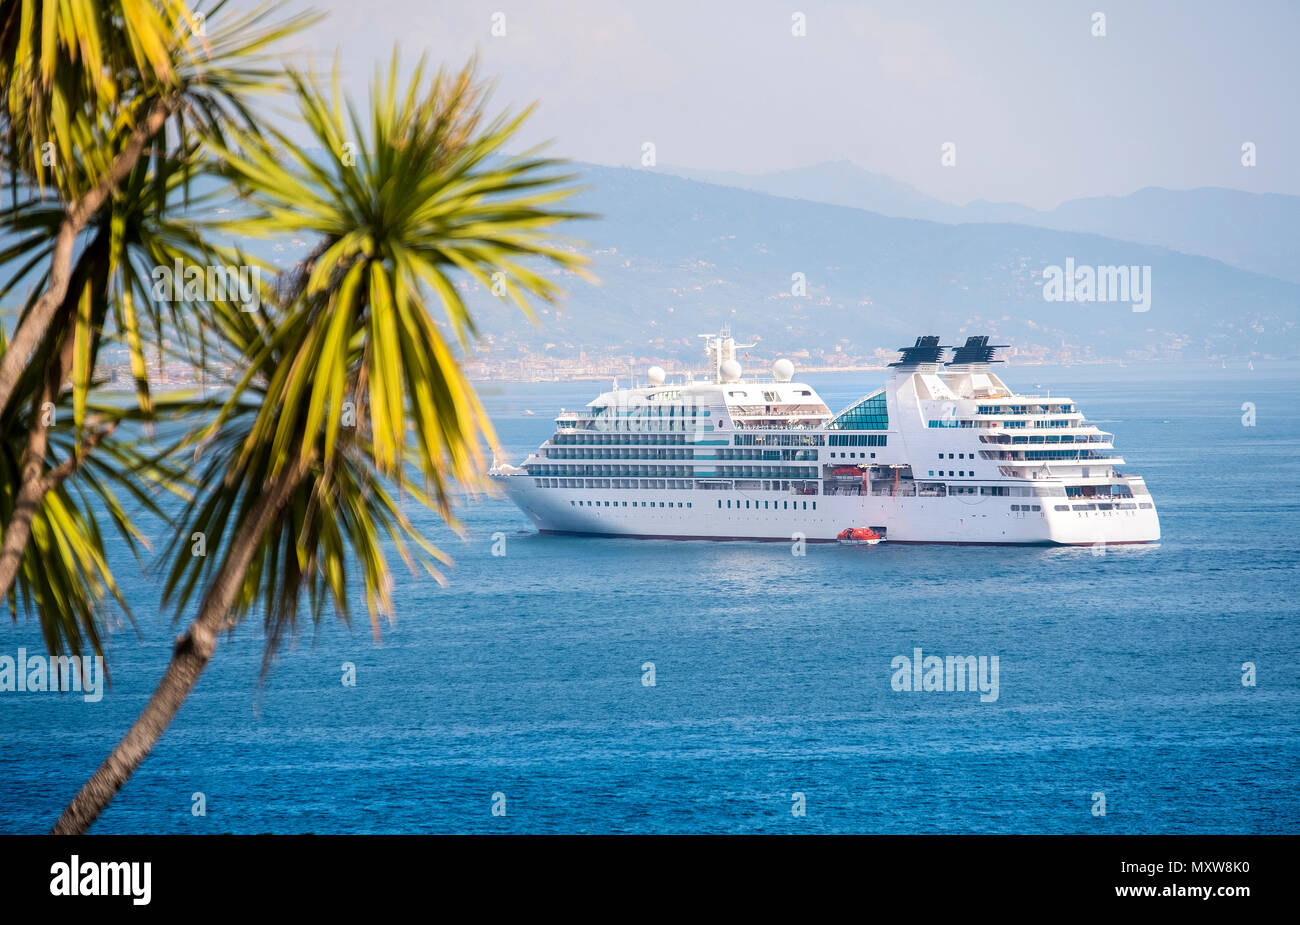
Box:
xmin=489 ymin=331 xmax=1160 ymax=545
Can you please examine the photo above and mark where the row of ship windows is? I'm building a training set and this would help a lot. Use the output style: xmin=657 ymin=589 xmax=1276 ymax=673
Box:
xmin=715 ymin=449 xmax=818 ymax=460
xmin=734 ymin=434 xmax=827 ymax=447
xmin=589 ymin=407 xmax=713 ymax=417
xmin=926 ymin=419 xmax=1074 ymax=429
xmin=917 ymin=484 xmax=1036 ymax=497
xmin=930 ymin=470 xmax=976 ymax=477
xmin=547 ymin=448 xmax=868 ymax=461
xmin=534 ymin=479 xmax=799 ymax=490
xmin=719 ymin=499 xmax=817 ymax=511
xmin=827 ymin=434 xmax=888 ymax=446
xmin=977 ymin=405 xmax=1075 ymax=415
xmin=571 ymin=500 xmax=694 ymax=509
xmin=982 ymin=450 xmax=1113 ymax=461
xmin=545 ymin=448 xmax=695 ymax=460
xmin=558 ymin=489 xmax=1149 ymax=515
xmin=558 ymin=423 xmax=707 ymax=433
xmin=528 ymin=466 xmax=819 ymax=478
xmin=562 ymin=496 xmax=820 ymax=512
xmin=552 ymin=433 xmax=692 ymax=445
xmin=551 ymin=433 xmax=889 ymax=449
xmin=980 ymin=434 xmax=1108 ymax=445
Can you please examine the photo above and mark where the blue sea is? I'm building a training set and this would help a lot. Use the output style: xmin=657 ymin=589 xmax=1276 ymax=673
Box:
xmin=1 ymin=363 xmax=1297 ymax=834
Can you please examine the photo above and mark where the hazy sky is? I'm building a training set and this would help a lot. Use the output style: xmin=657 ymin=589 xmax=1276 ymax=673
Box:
xmin=255 ymin=0 xmax=1298 ymax=209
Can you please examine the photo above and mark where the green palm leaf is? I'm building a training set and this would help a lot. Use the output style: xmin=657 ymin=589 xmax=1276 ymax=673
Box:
xmin=0 ymin=1 xmax=318 ymax=199
xmin=165 ymin=56 xmax=594 ymax=655
xmin=0 ymin=322 xmax=187 ymax=665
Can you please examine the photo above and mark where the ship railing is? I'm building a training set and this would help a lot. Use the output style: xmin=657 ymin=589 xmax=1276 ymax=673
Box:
xmin=821 ymin=485 xmax=923 ymax=498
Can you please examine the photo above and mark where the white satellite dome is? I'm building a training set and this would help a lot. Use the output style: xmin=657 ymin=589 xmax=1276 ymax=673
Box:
xmin=772 ymin=358 xmax=794 ymax=382
xmin=647 ymin=365 xmax=666 ymax=385
xmin=720 ymin=359 xmax=742 ymax=382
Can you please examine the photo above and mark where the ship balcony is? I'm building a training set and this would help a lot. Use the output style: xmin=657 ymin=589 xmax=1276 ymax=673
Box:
xmin=981 ymin=452 xmax=1125 ymax=464
xmin=729 ymin=405 xmax=830 ymax=416
xmin=979 ymin=430 xmax=1113 ymax=445
xmin=994 ymin=463 xmax=1127 ymax=479
xmin=731 ymin=420 xmax=826 ymax=431
xmin=972 ymin=409 xmax=1082 ymax=418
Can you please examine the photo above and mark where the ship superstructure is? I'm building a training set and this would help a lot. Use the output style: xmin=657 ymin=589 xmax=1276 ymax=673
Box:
xmin=489 ymin=331 xmax=1160 ymax=544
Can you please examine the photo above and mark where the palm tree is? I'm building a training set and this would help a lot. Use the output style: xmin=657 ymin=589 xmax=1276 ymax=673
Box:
xmin=0 ymin=148 xmax=248 ymax=608
xmin=52 ymin=57 xmax=591 ymax=833
xmin=0 ymin=0 xmax=311 ymax=418
xmin=0 ymin=321 xmax=181 ymax=662
xmin=0 ymin=1 xmax=312 ymax=614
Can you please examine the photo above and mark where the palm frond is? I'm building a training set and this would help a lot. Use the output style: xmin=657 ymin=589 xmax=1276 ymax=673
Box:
xmin=0 ymin=323 xmax=190 ymax=665
xmin=165 ymin=56 xmax=594 ymax=660
xmin=0 ymin=1 xmax=318 ymax=199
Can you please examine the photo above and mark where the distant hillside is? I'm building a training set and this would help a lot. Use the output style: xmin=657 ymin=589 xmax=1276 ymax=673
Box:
xmin=663 ymin=161 xmax=959 ymax=224
xmin=6 ymin=164 xmax=1296 ymax=370
xmin=454 ymin=165 xmax=1299 ymax=365
xmin=658 ymin=162 xmax=1300 ymax=284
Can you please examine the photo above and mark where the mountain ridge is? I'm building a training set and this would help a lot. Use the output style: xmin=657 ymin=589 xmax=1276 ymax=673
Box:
xmin=453 ymin=165 xmax=1300 ymax=369
xmin=653 ymin=161 xmax=1300 ymax=284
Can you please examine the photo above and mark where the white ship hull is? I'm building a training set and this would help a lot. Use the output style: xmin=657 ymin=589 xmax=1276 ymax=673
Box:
xmin=499 ymin=478 xmax=1160 ymax=545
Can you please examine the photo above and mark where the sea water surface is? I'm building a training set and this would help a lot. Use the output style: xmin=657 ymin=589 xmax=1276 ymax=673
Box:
xmin=1 ymin=363 xmax=1297 ymax=833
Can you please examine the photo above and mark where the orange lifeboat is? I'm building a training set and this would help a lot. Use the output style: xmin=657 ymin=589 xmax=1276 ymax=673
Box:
xmin=836 ymin=527 xmax=883 ymax=546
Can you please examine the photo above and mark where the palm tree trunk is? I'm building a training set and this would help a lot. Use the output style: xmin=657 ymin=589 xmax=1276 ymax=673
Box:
xmin=0 ymin=95 xmax=174 ymax=426
xmin=0 ymin=236 xmax=108 ymax=601
xmin=0 ymin=418 xmax=116 ymax=598
xmin=50 ymin=452 xmax=314 ymax=835
xmin=0 ymin=374 xmax=59 ymax=599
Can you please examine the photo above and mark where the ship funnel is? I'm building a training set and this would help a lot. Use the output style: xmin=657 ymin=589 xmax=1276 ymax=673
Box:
xmin=947 ymin=335 xmax=1007 ymax=366
xmin=889 ymin=335 xmax=950 ymax=368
